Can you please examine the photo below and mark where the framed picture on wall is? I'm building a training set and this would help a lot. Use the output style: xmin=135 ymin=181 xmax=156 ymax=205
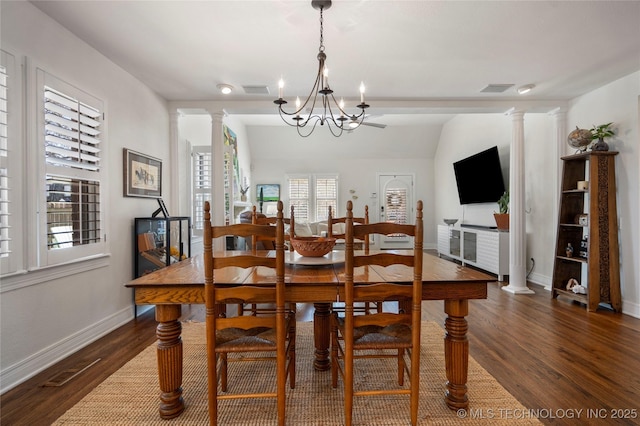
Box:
xmin=256 ymin=184 xmax=280 ymax=202
xmin=123 ymin=148 xmax=162 ymax=198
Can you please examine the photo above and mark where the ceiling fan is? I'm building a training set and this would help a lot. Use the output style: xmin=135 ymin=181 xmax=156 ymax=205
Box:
xmin=355 ymin=114 xmax=387 ymax=129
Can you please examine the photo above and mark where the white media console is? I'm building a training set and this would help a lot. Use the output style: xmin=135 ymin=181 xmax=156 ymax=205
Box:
xmin=437 ymin=224 xmax=509 ymax=281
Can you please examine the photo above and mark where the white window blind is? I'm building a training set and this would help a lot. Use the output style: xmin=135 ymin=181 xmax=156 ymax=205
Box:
xmin=288 ymin=177 xmax=310 ymax=222
xmin=315 ymin=177 xmax=337 ymax=221
xmin=385 ymin=188 xmax=408 ymax=225
xmin=192 ymin=146 xmax=212 ymax=235
xmin=46 ymin=176 xmax=100 ymax=248
xmin=0 ymin=49 xmax=23 ymax=276
xmin=44 ymin=87 xmax=101 ymax=172
xmin=0 ymin=62 xmax=9 ymax=259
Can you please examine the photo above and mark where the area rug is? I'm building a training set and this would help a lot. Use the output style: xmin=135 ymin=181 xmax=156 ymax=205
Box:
xmin=53 ymin=321 xmax=540 ymax=425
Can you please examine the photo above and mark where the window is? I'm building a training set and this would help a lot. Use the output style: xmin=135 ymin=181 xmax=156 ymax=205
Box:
xmin=37 ymin=70 xmax=106 ymax=265
xmin=287 ymin=174 xmax=338 ymax=222
xmin=192 ymin=146 xmax=212 ymax=235
xmin=0 ymin=49 xmax=23 ymax=276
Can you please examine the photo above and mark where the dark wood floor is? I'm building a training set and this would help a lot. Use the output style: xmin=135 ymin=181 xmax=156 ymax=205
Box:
xmin=3 ymin=267 xmax=640 ymax=425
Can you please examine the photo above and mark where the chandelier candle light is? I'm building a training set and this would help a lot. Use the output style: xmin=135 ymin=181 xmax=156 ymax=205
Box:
xmin=274 ymin=0 xmax=369 ymax=137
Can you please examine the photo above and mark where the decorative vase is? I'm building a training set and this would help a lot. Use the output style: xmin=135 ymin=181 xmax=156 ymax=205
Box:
xmin=240 ymin=194 xmax=247 ymax=202
xmin=592 ymin=137 xmax=609 ymax=152
xmin=493 ymin=213 xmax=509 ymax=231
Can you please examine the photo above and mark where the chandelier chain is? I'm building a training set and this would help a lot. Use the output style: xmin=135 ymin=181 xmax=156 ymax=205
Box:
xmin=319 ymin=7 xmax=325 ymax=53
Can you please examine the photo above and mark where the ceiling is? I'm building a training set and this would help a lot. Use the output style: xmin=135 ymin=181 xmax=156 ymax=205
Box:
xmin=30 ymin=0 xmax=640 ymax=128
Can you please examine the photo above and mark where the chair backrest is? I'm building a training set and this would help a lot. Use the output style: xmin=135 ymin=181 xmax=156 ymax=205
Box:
xmin=203 ymin=200 xmax=286 ymax=317
xmin=344 ymin=199 xmax=423 ymax=324
xmin=328 ymin=205 xmax=369 ymax=250
xmin=251 ymin=205 xmax=293 ymax=251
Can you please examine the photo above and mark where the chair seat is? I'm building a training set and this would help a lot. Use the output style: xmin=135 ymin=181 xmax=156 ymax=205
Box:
xmin=215 ymin=327 xmax=277 ymax=351
xmin=216 ymin=314 xmax=295 ymax=351
xmin=336 ymin=317 xmax=412 ymax=349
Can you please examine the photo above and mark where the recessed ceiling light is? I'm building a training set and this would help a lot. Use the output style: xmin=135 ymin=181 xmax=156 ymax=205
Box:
xmin=216 ymin=84 xmax=233 ymax=95
xmin=517 ymin=84 xmax=535 ymax=95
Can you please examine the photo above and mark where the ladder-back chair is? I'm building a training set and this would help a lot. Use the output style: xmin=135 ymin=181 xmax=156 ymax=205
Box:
xmin=203 ymin=201 xmax=296 ymax=426
xmin=331 ymin=200 xmax=423 ymax=426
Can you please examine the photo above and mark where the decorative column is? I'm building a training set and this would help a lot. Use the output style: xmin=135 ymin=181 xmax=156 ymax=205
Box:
xmin=209 ymin=110 xmax=226 ymax=251
xmin=549 ymin=108 xmax=567 ymax=221
xmin=168 ymin=111 xmax=181 ymax=215
xmin=502 ymin=109 xmax=534 ymax=294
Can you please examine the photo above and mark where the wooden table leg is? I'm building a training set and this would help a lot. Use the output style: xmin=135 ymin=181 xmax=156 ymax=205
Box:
xmin=313 ymin=302 xmax=331 ymax=371
xmin=443 ymin=299 xmax=469 ymax=410
xmin=155 ymin=304 xmax=184 ymax=419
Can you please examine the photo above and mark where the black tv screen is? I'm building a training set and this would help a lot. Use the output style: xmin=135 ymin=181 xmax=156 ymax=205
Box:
xmin=453 ymin=146 xmax=506 ymax=205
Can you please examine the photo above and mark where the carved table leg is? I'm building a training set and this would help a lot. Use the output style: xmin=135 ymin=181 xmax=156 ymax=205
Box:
xmin=155 ymin=304 xmax=184 ymax=419
xmin=313 ymin=302 xmax=331 ymax=371
xmin=444 ymin=299 xmax=469 ymax=410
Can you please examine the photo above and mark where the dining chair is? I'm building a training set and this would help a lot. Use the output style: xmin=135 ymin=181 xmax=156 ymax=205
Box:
xmin=239 ymin=205 xmax=295 ymax=316
xmin=250 ymin=205 xmax=294 ymax=251
xmin=327 ymin=205 xmax=380 ymax=315
xmin=203 ymin=200 xmax=295 ymax=426
xmin=331 ymin=199 xmax=423 ymax=426
xmin=327 ymin=204 xmax=369 ymax=250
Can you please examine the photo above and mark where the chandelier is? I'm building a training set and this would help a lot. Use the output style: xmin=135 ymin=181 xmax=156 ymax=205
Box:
xmin=274 ymin=0 xmax=369 ymax=137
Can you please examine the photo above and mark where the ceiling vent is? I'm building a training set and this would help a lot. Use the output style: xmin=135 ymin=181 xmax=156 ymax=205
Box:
xmin=480 ymin=84 xmax=514 ymax=93
xmin=242 ymin=85 xmax=271 ymax=95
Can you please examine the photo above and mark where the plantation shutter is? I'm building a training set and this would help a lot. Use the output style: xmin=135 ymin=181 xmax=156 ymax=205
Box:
xmin=0 ymin=63 xmax=8 ymax=258
xmin=41 ymin=78 xmax=104 ymax=256
xmin=288 ymin=177 xmax=310 ymax=222
xmin=44 ymin=87 xmax=101 ymax=171
xmin=192 ymin=146 xmax=212 ymax=235
xmin=315 ymin=176 xmax=338 ymax=221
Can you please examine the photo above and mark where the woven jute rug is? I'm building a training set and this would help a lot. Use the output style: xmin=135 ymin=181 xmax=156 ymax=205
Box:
xmin=54 ymin=321 xmax=540 ymax=425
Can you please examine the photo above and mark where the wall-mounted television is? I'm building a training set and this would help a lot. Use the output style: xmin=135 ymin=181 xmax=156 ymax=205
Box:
xmin=453 ymin=146 xmax=506 ymax=205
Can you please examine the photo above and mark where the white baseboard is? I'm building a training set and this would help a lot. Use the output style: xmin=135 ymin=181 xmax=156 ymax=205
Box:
xmin=527 ymin=271 xmax=551 ymax=290
xmin=0 ymin=306 xmax=133 ymax=394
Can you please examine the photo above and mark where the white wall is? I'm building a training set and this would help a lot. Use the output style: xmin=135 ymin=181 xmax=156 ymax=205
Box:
xmin=434 ymin=113 xmax=557 ymax=287
xmin=567 ymin=71 xmax=640 ymax=317
xmin=1 ymin=2 xmax=170 ymax=392
xmin=246 ymin=125 xmax=439 ymax=247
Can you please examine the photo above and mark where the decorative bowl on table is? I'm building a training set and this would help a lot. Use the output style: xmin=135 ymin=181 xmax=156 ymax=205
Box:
xmin=290 ymin=236 xmax=336 ymax=257
xmin=443 ymin=218 xmax=458 ymax=226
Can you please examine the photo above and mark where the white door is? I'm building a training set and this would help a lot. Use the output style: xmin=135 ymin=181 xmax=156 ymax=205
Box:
xmin=377 ymin=173 xmax=414 ymax=249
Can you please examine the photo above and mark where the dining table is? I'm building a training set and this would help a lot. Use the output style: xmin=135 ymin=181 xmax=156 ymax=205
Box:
xmin=125 ymin=250 xmax=492 ymax=419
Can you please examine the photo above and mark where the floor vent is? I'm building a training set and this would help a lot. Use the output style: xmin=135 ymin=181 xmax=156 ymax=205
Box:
xmin=42 ymin=358 xmax=101 ymax=387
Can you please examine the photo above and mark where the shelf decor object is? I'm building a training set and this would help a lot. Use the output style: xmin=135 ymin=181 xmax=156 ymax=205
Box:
xmin=551 ymin=151 xmax=621 ymax=312
xmin=567 ymin=126 xmax=593 ymax=152
xmin=590 ymin=122 xmax=615 ymax=152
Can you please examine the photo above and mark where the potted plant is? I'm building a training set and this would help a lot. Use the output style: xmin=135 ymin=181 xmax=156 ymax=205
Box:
xmin=493 ymin=190 xmax=509 ymax=230
xmin=590 ymin=122 xmax=615 ymax=152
